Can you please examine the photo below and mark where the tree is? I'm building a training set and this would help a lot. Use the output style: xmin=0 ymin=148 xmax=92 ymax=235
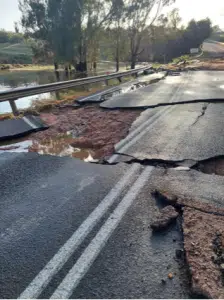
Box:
xmin=124 ymin=0 xmax=174 ymax=69
xmin=147 ymin=15 xmax=213 ymax=63
xmin=14 ymin=22 xmax=20 ymax=33
xmin=19 ymin=0 xmax=80 ymax=70
xmin=19 ymin=0 xmax=121 ymax=71
xmin=167 ymin=8 xmax=181 ymax=30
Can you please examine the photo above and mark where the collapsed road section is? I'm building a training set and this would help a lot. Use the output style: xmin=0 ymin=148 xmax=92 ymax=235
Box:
xmin=1 ymin=69 xmax=224 ymax=299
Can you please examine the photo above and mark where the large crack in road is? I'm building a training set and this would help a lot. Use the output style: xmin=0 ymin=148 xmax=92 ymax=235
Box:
xmin=105 ymin=153 xmax=224 ymax=177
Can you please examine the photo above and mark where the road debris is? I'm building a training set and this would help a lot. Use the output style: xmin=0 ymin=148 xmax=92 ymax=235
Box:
xmin=168 ymin=273 xmax=174 ymax=279
xmin=150 ymin=205 xmax=179 ymax=231
xmin=153 ymin=190 xmax=224 ymax=216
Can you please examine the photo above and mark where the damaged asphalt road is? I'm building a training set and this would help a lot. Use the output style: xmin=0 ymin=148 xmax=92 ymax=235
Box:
xmin=101 ymin=71 xmax=224 ymax=109
xmin=110 ymin=101 xmax=224 ymax=169
xmin=1 ymin=70 xmax=224 ymax=299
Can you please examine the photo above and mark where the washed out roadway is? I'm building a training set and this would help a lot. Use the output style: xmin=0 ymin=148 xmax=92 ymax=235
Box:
xmin=101 ymin=71 xmax=224 ymax=109
xmin=1 ymin=69 xmax=224 ymax=299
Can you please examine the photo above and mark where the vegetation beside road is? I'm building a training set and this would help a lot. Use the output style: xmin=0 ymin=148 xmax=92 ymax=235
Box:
xmin=0 ymin=1 xmax=218 ymax=73
xmin=0 ymin=31 xmax=33 ymax=64
xmin=17 ymin=0 xmax=215 ymax=72
xmin=0 ymin=63 xmax=54 ymax=71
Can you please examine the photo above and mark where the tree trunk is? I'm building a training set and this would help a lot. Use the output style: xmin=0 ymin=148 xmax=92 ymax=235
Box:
xmin=65 ymin=65 xmax=69 ymax=79
xmin=54 ymin=62 xmax=59 ymax=71
xmin=131 ymin=56 xmax=136 ymax=69
xmin=116 ymin=58 xmax=119 ymax=72
xmin=55 ymin=70 xmax=60 ymax=81
xmin=115 ymin=42 xmax=120 ymax=72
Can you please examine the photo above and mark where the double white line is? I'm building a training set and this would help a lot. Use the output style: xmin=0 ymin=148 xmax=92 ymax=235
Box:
xmin=19 ymin=75 xmax=189 ymax=298
xmin=19 ymin=164 xmax=153 ymax=299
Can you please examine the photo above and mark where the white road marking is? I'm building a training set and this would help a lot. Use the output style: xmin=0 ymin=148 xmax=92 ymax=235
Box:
xmin=51 ymin=166 xmax=153 ymax=299
xmin=77 ymin=85 xmax=123 ymax=102
xmin=18 ymin=163 xmax=141 ymax=299
xmin=109 ymin=72 xmax=190 ymax=163
xmin=109 ymin=105 xmax=175 ymax=163
xmin=23 ymin=116 xmax=38 ymax=129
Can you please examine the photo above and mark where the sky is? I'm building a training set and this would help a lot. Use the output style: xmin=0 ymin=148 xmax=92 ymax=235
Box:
xmin=0 ymin=0 xmax=224 ymax=31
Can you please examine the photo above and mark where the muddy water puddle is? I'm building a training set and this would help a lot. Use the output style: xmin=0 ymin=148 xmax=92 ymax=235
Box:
xmin=0 ymin=135 xmax=98 ymax=162
xmin=31 ymin=136 xmax=97 ymax=162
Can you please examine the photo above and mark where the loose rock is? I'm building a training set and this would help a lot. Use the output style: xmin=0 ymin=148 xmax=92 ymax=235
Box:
xmin=150 ymin=205 xmax=179 ymax=231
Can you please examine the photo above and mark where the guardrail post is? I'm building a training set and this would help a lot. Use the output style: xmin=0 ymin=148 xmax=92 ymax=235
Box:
xmin=9 ymin=99 xmax=19 ymax=116
xmin=118 ymin=77 xmax=122 ymax=83
xmin=105 ymin=79 xmax=109 ymax=86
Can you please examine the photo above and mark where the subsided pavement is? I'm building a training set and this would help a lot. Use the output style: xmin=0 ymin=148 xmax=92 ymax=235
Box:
xmin=1 ymin=69 xmax=224 ymax=299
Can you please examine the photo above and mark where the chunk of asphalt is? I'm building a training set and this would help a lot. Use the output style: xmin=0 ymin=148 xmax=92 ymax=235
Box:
xmin=150 ymin=205 xmax=179 ymax=231
xmin=153 ymin=190 xmax=224 ymax=217
xmin=76 ymin=86 xmax=122 ymax=104
xmin=0 ymin=115 xmax=48 ymax=141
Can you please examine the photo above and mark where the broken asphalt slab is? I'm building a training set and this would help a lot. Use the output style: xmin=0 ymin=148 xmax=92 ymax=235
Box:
xmin=109 ymin=102 xmax=224 ymax=167
xmin=101 ymin=71 xmax=224 ymax=109
xmin=76 ymin=86 xmax=122 ymax=104
xmin=0 ymin=115 xmax=48 ymax=141
xmin=77 ymin=72 xmax=166 ymax=105
xmin=150 ymin=168 xmax=224 ymax=209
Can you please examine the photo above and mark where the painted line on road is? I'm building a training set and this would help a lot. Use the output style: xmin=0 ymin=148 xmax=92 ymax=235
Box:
xmin=50 ymin=166 xmax=154 ymax=299
xmin=18 ymin=163 xmax=141 ymax=299
xmin=23 ymin=116 xmax=38 ymax=129
xmin=109 ymin=106 xmax=176 ymax=163
xmin=77 ymin=86 xmax=122 ymax=103
xmin=109 ymin=72 xmax=190 ymax=163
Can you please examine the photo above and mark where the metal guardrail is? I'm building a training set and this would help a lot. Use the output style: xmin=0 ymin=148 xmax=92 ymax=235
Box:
xmin=0 ymin=65 xmax=152 ymax=115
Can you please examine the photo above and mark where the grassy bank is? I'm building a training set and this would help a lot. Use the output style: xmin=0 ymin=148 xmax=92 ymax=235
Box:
xmin=0 ymin=74 xmax=135 ymax=119
xmin=0 ymin=64 xmax=54 ymax=71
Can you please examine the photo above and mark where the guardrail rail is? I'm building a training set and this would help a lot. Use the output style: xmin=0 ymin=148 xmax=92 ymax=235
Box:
xmin=0 ymin=65 xmax=152 ymax=115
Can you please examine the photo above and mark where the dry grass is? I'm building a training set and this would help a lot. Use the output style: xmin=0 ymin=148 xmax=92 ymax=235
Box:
xmin=0 ymin=113 xmax=14 ymax=121
xmin=0 ymin=74 xmax=137 ymax=119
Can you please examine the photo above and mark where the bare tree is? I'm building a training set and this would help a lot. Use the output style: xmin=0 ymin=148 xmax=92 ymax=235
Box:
xmin=124 ymin=0 xmax=174 ymax=69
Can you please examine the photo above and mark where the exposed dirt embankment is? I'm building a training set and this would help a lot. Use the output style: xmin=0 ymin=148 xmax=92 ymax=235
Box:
xmin=152 ymin=190 xmax=224 ymax=299
xmin=29 ymin=106 xmax=142 ymax=160
xmin=183 ymin=58 xmax=224 ymax=71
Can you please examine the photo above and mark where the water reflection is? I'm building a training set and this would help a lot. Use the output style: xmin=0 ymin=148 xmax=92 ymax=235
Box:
xmin=0 ymin=136 xmax=98 ymax=162
xmin=0 ymin=69 xmax=90 ymax=114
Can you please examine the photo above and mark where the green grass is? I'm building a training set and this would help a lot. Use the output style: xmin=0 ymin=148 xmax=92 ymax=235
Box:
xmin=0 ymin=42 xmax=33 ymax=64
xmin=172 ymin=55 xmax=190 ymax=64
xmin=210 ymin=32 xmax=224 ymax=43
xmin=0 ymin=42 xmax=32 ymax=55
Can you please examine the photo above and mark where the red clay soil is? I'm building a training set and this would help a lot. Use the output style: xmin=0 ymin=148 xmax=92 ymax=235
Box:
xmin=186 ymin=59 xmax=224 ymax=71
xmin=183 ymin=207 xmax=224 ymax=299
xmin=29 ymin=106 xmax=142 ymax=159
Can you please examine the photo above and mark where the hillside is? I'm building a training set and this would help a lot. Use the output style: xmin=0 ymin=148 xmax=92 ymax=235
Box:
xmin=0 ymin=42 xmax=33 ymax=64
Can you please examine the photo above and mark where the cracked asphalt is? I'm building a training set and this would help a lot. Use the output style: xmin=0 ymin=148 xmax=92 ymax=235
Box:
xmin=1 ymin=70 xmax=224 ymax=299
